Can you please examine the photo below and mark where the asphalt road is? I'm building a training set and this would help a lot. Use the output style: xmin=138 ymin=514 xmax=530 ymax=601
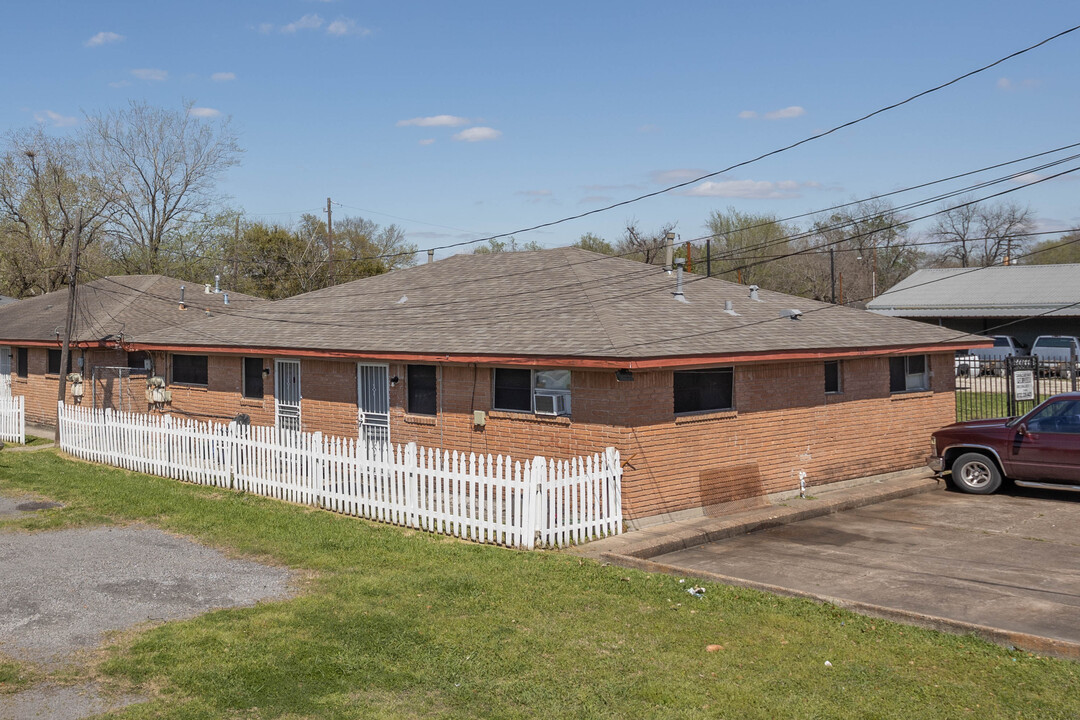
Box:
xmin=654 ymin=486 xmax=1080 ymax=645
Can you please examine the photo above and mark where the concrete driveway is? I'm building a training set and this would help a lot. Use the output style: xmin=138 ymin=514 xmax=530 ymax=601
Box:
xmin=651 ymin=486 xmax=1080 ymax=652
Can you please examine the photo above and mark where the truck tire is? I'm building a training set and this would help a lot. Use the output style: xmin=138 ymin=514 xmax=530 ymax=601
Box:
xmin=950 ymin=452 xmax=1003 ymax=494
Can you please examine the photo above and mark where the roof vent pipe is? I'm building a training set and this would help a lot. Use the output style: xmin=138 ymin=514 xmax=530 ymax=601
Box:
xmin=223 ymin=292 xmax=230 ymax=306
xmin=664 ymin=232 xmax=676 ymax=273
xmin=749 ymin=285 xmax=760 ymax=301
xmin=214 ymin=275 xmax=221 ymax=293
xmin=725 ymin=300 xmax=733 ymax=311
xmin=204 ymin=283 xmax=211 ymax=294
xmin=179 ymin=285 xmax=186 ymax=309
xmin=427 ymin=248 xmax=435 ymax=264
xmin=672 ymin=258 xmax=689 ymax=303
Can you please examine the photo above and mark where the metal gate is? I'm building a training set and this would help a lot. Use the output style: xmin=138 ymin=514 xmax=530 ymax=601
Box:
xmin=955 ymin=353 xmax=1078 ymax=421
xmin=357 ymin=363 xmax=390 ymax=447
xmin=275 ymin=359 xmax=302 ymax=432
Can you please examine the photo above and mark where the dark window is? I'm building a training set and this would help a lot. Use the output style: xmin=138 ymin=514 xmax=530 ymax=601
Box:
xmin=674 ymin=368 xmax=734 ymax=414
xmin=47 ymin=349 xmax=72 ymax=375
xmin=16 ymin=348 xmax=28 ymax=378
xmin=172 ymin=354 xmax=208 ymax=385
xmin=243 ymin=357 xmax=264 ymax=399
xmin=407 ymin=364 xmax=437 ymax=415
xmin=824 ymin=360 xmax=841 ymax=394
xmin=889 ymin=355 xmax=928 ymax=393
xmin=1025 ymin=399 xmax=1080 ymax=434
xmin=127 ymin=351 xmax=150 ymax=370
xmin=493 ymin=368 xmax=532 ymax=412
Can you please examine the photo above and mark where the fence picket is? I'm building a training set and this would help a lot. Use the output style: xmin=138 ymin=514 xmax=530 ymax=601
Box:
xmin=54 ymin=402 xmax=621 ymax=549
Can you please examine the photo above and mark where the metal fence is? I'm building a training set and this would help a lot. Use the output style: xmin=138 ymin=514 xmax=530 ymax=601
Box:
xmin=955 ymin=353 xmax=1079 ymax=421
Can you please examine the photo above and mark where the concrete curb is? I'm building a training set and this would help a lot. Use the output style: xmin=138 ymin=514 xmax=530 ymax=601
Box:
xmin=599 ymin=552 xmax=1080 ymax=661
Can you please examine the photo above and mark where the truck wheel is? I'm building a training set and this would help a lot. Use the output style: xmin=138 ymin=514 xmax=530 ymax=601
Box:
xmin=950 ymin=452 xmax=1002 ymax=494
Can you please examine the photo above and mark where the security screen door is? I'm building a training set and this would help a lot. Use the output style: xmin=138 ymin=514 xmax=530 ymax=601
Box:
xmin=357 ymin=363 xmax=390 ymax=447
xmin=274 ymin=359 xmax=302 ymax=432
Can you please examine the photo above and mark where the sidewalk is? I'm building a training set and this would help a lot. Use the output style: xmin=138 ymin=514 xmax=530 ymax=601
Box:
xmin=574 ymin=467 xmax=941 ymax=561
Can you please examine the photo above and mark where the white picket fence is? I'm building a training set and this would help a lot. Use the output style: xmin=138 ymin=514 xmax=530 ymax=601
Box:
xmin=0 ymin=394 xmax=24 ymax=444
xmin=0 ymin=375 xmax=11 ymax=398
xmin=57 ymin=403 xmax=622 ymax=549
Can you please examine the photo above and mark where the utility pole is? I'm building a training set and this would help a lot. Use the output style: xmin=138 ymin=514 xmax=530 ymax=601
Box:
xmin=326 ymin=197 xmax=334 ymax=286
xmin=706 ymin=237 xmax=711 ymax=278
xmin=830 ymin=247 xmax=836 ymax=303
xmin=685 ymin=241 xmax=693 ymax=273
xmin=56 ymin=209 xmax=82 ymax=443
xmin=232 ymin=215 xmax=240 ymax=285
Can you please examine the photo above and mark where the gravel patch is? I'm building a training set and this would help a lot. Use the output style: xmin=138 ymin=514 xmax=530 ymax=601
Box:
xmin=0 ymin=526 xmax=293 ymax=663
xmin=0 ymin=681 xmax=142 ymax=720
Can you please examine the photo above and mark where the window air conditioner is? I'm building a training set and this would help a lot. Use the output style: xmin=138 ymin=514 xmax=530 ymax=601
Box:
xmin=534 ymin=391 xmax=570 ymax=416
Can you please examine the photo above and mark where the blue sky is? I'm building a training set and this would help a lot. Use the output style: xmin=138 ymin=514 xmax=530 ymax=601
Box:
xmin=2 ymin=2 xmax=1078 ymax=256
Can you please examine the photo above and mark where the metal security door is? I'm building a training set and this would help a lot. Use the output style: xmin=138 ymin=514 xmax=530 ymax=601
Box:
xmin=275 ymin=359 xmax=302 ymax=432
xmin=357 ymin=363 xmax=390 ymax=447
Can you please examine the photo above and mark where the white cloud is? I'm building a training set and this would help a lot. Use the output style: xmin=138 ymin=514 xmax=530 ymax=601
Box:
xmin=739 ymin=106 xmax=806 ymax=120
xmin=188 ymin=107 xmax=222 ymax=118
xmin=453 ymin=127 xmax=501 ymax=142
xmin=211 ymin=72 xmax=236 ymax=82
xmin=256 ymin=22 xmax=274 ymax=34
xmin=33 ymin=110 xmax=78 ymax=127
xmin=131 ymin=68 xmax=168 ymax=81
xmin=997 ymin=77 xmax=1040 ymax=91
xmin=85 ymin=31 xmax=124 ymax=48
xmin=764 ymin=105 xmax=805 ymax=120
xmin=997 ymin=77 xmax=1014 ymax=90
xmin=418 ymin=138 xmax=436 ymax=146
xmin=281 ymin=14 xmax=324 ymax=33
xmin=685 ymin=179 xmax=808 ymax=199
xmin=397 ymin=115 xmax=470 ymax=127
xmin=108 ymin=80 xmax=131 ymax=88
xmin=326 ymin=17 xmax=371 ymax=36
xmin=650 ymin=168 xmax=707 ymax=184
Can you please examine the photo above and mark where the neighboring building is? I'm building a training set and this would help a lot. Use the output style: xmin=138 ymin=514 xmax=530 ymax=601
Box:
xmin=0 ymin=275 xmax=264 ymax=425
xmin=119 ymin=248 xmax=977 ymax=524
xmin=867 ymin=264 xmax=1080 ymax=348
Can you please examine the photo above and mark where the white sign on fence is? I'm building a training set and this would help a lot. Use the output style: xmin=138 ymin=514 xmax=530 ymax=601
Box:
xmin=57 ymin=403 xmax=622 ymax=549
xmin=1013 ymin=370 xmax=1035 ymax=401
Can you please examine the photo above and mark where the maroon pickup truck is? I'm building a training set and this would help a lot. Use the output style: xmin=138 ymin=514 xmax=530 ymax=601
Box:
xmin=928 ymin=393 xmax=1080 ymax=494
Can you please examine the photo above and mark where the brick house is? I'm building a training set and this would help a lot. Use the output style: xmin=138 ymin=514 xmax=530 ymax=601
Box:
xmin=115 ymin=248 xmax=978 ymax=524
xmin=0 ymin=275 xmax=264 ymax=425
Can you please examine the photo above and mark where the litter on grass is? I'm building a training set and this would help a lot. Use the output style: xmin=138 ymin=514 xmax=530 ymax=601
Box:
xmin=686 ymin=586 xmax=706 ymax=598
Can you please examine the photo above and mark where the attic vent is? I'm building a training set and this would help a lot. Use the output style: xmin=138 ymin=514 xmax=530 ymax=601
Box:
xmin=724 ymin=300 xmax=738 ymax=316
xmin=748 ymin=285 xmax=761 ymax=301
xmin=779 ymin=308 xmax=803 ymax=320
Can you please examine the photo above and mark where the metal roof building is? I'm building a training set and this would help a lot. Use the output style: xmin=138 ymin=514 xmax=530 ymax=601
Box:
xmin=867 ymin=264 xmax=1080 ymax=345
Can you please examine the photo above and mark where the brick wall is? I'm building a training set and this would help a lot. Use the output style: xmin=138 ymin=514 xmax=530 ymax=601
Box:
xmin=18 ymin=348 xmax=956 ymax=522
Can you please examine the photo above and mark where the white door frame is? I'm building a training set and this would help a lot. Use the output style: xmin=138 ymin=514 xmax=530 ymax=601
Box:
xmin=357 ymin=363 xmax=390 ymax=446
xmin=274 ymin=359 xmax=302 ymax=432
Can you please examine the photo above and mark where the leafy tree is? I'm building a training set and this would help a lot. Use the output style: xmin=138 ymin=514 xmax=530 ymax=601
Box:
xmin=472 ymin=236 xmax=544 ymax=254
xmin=572 ymin=232 xmax=614 ymax=255
xmin=0 ymin=128 xmax=111 ymax=296
xmin=82 ymin=100 xmax=241 ymax=274
xmin=703 ymin=207 xmax=793 ymax=286
xmin=1022 ymin=230 xmax=1080 ymax=265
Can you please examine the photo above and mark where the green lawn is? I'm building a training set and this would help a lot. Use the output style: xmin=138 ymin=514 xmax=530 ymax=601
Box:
xmin=1 ymin=450 xmax=1077 ymax=719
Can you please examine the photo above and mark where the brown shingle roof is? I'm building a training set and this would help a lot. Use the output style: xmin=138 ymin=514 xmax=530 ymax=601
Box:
xmin=0 ymin=275 xmax=265 ymax=345
xmin=128 ymin=248 xmax=979 ymax=362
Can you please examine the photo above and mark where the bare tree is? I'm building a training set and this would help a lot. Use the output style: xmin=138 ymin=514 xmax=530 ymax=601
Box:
xmin=930 ymin=198 xmax=1033 ymax=267
xmin=615 ymin=219 xmax=677 ymax=265
xmin=0 ymin=128 xmax=110 ymax=296
xmin=82 ymin=100 xmax=241 ymax=274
